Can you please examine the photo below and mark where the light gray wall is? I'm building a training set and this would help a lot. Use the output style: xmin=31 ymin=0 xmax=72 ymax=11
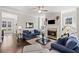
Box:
xmin=46 ymin=12 xmax=61 ymax=29
xmin=61 ymin=10 xmax=77 ymax=35
xmin=17 ymin=14 xmax=39 ymax=31
xmin=0 ymin=7 xmax=39 ymax=32
xmin=77 ymin=8 xmax=79 ymax=37
xmin=46 ymin=12 xmax=61 ymax=38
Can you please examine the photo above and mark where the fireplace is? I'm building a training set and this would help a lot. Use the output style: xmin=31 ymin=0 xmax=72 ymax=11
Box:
xmin=48 ymin=29 xmax=57 ymax=39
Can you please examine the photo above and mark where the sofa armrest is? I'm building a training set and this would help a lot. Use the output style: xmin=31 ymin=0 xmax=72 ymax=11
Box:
xmin=51 ymin=43 xmax=76 ymax=53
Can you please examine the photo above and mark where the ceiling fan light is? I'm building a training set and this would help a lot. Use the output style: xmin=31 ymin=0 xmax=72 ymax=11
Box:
xmin=38 ymin=10 xmax=42 ymax=13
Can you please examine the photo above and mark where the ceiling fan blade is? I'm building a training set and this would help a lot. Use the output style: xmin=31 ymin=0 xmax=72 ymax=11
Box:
xmin=41 ymin=10 xmax=48 ymax=12
xmin=33 ymin=6 xmax=48 ymax=13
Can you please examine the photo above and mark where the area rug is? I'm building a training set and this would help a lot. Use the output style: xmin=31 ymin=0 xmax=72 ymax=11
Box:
xmin=36 ymin=39 xmax=51 ymax=45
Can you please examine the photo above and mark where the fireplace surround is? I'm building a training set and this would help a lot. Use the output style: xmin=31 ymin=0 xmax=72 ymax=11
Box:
xmin=48 ymin=28 xmax=57 ymax=39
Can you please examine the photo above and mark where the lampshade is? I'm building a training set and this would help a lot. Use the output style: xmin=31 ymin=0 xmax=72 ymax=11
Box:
xmin=18 ymin=26 xmax=22 ymax=30
xmin=17 ymin=26 xmax=22 ymax=34
xmin=38 ymin=10 xmax=42 ymax=13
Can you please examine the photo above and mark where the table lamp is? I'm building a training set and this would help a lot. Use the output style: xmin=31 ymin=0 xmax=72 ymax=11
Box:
xmin=17 ymin=26 xmax=22 ymax=34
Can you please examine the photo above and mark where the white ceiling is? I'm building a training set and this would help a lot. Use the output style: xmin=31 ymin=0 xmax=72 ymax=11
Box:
xmin=7 ymin=6 xmax=77 ymax=12
xmin=0 ymin=6 xmax=78 ymax=15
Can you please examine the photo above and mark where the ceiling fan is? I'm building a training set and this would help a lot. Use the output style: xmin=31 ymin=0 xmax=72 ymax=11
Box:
xmin=33 ymin=6 xmax=48 ymax=13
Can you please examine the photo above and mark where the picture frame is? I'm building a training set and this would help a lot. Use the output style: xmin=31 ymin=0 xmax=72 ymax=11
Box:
xmin=26 ymin=22 xmax=34 ymax=28
xmin=65 ymin=16 xmax=73 ymax=25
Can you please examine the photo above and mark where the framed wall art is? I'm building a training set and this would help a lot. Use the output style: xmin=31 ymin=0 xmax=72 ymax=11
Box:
xmin=26 ymin=22 xmax=34 ymax=28
xmin=65 ymin=16 xmax=73 ymax=25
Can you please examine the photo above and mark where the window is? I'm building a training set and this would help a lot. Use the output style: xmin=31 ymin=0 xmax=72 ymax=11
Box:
xmin=2 ymin=21 xmax=6 ymax=27
xmin=8 ymin=21 xmax=11 ymax=27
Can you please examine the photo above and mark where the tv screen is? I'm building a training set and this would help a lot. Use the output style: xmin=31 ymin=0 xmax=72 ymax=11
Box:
xmin=48 ymin=20 xmax=55 ymax=24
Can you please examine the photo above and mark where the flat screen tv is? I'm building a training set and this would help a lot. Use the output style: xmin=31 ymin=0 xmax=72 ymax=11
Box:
xmin=48 ymin=20 xmax=55 ymax=24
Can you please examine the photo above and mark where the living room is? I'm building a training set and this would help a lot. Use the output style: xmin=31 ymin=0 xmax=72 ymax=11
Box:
xmin=0 ymin=6 xmax=79 ymax=53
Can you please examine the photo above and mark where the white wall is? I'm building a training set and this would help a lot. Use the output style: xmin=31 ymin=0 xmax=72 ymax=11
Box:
xmin=0 ymin=7 xmax=39 ymax=33
xmin=46 ymin=12 xmax=61 ymax=29
xmin=46 ymin=12 xmax=61 ymax=38
xmin=46 ymin=10 xmax=77 ymax=38
xmin=61 ymin=9 xmax=77 ymax=35
xmin=17 ymin=14 xmax=39 ymax=31
xmin=77 ymin=8 xmax=79 ymax=37
xmin=2 ymin=11 xmax=18 ymax=33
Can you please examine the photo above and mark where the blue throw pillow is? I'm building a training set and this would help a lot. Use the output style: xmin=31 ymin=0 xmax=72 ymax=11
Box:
xmin=66 ymin=37 xmax=78 ymax=49
xmin=57 ymin=37 xmax=68 ymax=46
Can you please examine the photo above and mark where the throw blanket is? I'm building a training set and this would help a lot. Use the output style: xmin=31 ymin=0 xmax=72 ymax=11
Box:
xmin=69 ymin=33 xmax=79 ymax=41
xmin=66 ymin=33 xmax=79 ymax=49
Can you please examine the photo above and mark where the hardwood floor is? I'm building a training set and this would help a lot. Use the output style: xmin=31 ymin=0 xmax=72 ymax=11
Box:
xmin=0 ymin=40 xmax=32 ymax=53
xmin=17 ymin=39 xmax=31 ymax=47
xmin=0 ymin=34 xmax=31 ymax=53
xmin=0 ymin=34 xmax=56 ymax=53
xmin=17 ymin=39 xmax=31 ymax=53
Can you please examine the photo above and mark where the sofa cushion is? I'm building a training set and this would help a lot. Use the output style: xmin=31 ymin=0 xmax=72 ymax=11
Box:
xmin=31 ymin=30 xmax=34 ymax=34
xmin=66 ymin=37 xmax=78 ymax=49
xmin=57 ymin=37 xmax=68 ymax=46
xmin=23 ymin=30 xmax=29 ymax=33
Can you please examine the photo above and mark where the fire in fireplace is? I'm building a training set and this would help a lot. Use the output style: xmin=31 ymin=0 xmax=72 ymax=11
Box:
xmin=48 ymin=30 xmax=57 ymax=39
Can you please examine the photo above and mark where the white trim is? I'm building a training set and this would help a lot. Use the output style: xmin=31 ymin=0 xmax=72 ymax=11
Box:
xmin=60 ymin=11 xmax=63 ymax=36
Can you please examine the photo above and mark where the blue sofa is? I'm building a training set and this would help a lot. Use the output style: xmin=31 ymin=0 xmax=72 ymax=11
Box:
xmin=22 ymin=30 xmax=40 ymax=40
xmin=50 ymin=37 xmax=79 ymax=53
